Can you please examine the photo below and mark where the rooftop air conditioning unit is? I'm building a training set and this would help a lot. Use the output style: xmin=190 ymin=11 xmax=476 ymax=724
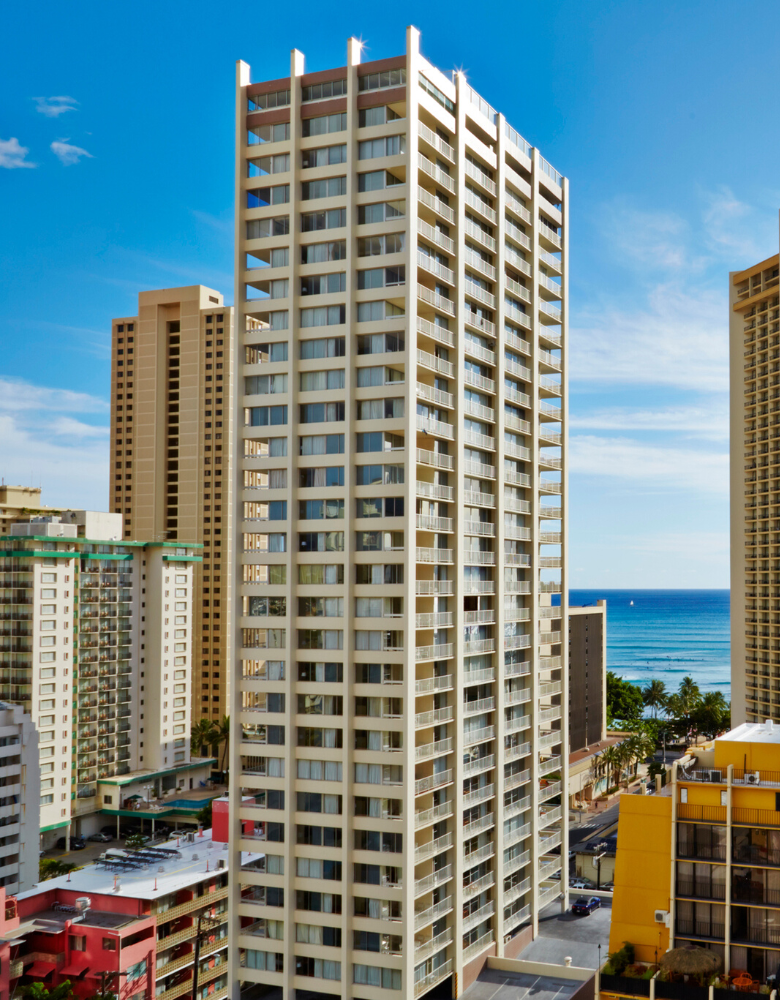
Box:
xmin=746 ymin=772 xmax=761 ymax=784
xmin=654 ymin=909 xmax=669 ymax=924
xmin=707 ymin=770 xmax=723 ymax=783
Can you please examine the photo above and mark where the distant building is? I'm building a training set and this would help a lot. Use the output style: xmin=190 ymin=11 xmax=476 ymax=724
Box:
xmin=730 ymin=242 xmax=780 ymax=725
xmin=0 ymin=486 xmax=59 ymax=537
xmin=0 ymin=509 xmax=215 ymax=846
xmin=4 ymin=826 xmax=234 ymax=998
xmin=606 ymin=720 xmax=780 ymax=990
xmin=110 ymin=286 xmax=236 ymax=722
xmin=568 ymin=601 xmax=606 ymax=751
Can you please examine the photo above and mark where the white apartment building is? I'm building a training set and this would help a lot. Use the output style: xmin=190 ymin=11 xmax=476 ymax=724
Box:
xmin=0 ymin=702 xmax=39 ymax=894
xmin=0 ymin=510 xmax=210 ymax=846
xmin=229 ymin=27 xmax=567 ymax=999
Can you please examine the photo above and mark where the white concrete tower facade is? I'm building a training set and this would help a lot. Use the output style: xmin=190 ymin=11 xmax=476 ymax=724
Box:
xmin=229 ymin=27 xmax=568 ymax=1000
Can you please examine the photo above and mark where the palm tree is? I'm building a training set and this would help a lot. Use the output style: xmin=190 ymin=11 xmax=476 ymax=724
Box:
xmin=20 ymin=983 xmax=75 ymax=1000
xmin=642 ymin=679 xmax=668 ymax=719
xmin=598 ymin=745 xmax=623 ymax=789
xmin=190 ymin=718 xmax=217 ymax=757
xmin=213 ymin=715 xmax=231 ymax=777
xmin=678 ymin=676 xmax=702 ymax=715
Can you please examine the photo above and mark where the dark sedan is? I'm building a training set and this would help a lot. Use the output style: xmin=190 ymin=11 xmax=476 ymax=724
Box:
xmin=571 ymin=896 xmax=602 ymax=916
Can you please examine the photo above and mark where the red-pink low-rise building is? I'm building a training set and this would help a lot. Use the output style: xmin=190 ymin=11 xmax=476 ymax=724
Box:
xmin=0 ymin=826 xmax=249 ymax=1000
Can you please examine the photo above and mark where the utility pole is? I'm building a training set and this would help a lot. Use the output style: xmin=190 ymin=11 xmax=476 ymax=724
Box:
xmin=192 ymin=911 xmax=222 ymax=998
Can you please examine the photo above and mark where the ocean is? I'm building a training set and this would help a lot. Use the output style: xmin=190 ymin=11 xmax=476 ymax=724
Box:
xmin=566 ymin=589 xmax=731 ymax=700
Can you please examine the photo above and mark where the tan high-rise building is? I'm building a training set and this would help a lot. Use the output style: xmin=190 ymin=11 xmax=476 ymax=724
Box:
xmin=110 ymin=286 xmax=234 ymax=721
xmin=0 ymin=485 xmax=58 ymax=537
xmin=730 ymin=233 xmax=780 ymax=725
xmin=228 ymin=27 xmax=567 ymax=998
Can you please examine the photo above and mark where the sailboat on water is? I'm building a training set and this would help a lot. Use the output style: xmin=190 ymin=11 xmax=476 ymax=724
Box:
xmin=630 ymin=600 xmax=634 ymax=606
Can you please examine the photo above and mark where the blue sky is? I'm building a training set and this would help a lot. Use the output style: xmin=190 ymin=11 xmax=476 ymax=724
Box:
xmin=2 ymin=0 xmax=780 ymax=587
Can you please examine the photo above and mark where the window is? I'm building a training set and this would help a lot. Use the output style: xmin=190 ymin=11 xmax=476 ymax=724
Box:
xmin=357 ymin=398 xmax=404 ymax=420
xmin=358 ymin=266 xmax=405 ymax=289
xmin=245 ymin=405 xmax=287 ymax=426
xmin=418 ymin=72 xmax=455 ymax=113
xmin=127 ymin=959 xmax=147 ymax=981
xmin=300 ymin=305 xmax=346 ymax=328
xmin=358 ymin=169 xmax=403 ymax=192
xmin=102 ymin=938 xmax=117 ymax=951
xmin=299 ymin=499 xmax=345 ymax=520
xmin=356 ymin=365 xmax=404 ymax=387
xmin=301 ymin=208 xmax=346 ymax=232
xmin=356 ymin=431 xmax=404 ymax=452
xmin=248 ymin=88 xmax=290 ymax=111
xmin=247 ymin=184 xmax=290 ymax=208
xmin=245 ymin=374 xmax=288 ymax=395
xmin=358 ymin=68 xmax=406 ymax=91
xmin=358 ymin=135 xmax=406 ymax=159
xmin=242 ymin=949 xmax=284 ymax=972
xmin=357 ymin=233 xmax=405 ymax=257
xmin=245 ymin=341 xmax=288 ymax=363
xmin=297 ymin=758 xmax=343 ymax=780
xmin=302 ymin=144 xmax=347 ymax=168
xmin=298 ymin=661 xmax=343 ymax=682
xmin=299 ymin=369 xmax=345 ymax=392
xmin=301 ymin=273 xmax=346 ymax=296
xmin=356 ymin=497 xmax=404 ymax=517
xmin=299 ymin=434 xmax=345 ymax=455
xmin=355 ymin=531 xmax=404 ymax=551
xmin=301 ymin=113 xmax=347 ymax=137
xmin=301 ymin=240 xmax=347 ymax=264
xmin=249 ymin=152 xmax=290 ymax=176
xmin=302 ymin=78 xmax=347 ymax=101
xmin=298 ymin=564 xmax=344 ymax=586
xmin=300 ymin=402 xmax=345 ymax=423
xmin=358 ymin=200 xmax=406 ymax=225
xmin=298 ymin=531 xmax=344 ymax=552
xmin=357 ymin=332 xmax=404 ymax=355
xmin=355 ymin=596 xmax=403 ymax=617
xmin=357 ymin=301 xmax=405 ymax=323
xmin=298 ymin=467 xmax=345 ymax=489
xmin=358 ymin=104 xmax=404 ymax=127
xmin=300 ymin=336 xmax=345 ymax=359
xmin=354 ymin=464 xmax=404 ymax=486
xmin=247 ymin=216 xmax=289 ymax=239
xmin=302 ymin=176 xmax=347 ymax=200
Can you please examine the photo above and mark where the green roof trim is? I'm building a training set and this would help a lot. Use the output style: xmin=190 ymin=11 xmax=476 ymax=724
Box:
xmin=97 ymin=758 xmax=216 ymax=786
xmin=163 ymin=555 xmax=203 ymax=563
xmin=0 ymin=550 xmax=75 ymax=559
xmin=81 ymin=553 xmax=134 ymax=561
xmin=40 ymin=820 xmax=70 ymax=833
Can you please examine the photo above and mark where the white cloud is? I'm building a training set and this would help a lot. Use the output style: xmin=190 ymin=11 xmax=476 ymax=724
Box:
xmin=569 ymin=434 xmax=728 ymax=495
xmin=571 ymin=401 xmax=729 ymax=438
xmin=0 ymin=378 xmax=109 ymax=511
xmin=33 ymin=96 xmax=78 ymax=118
xmin=0 ymin=377 xmax=107 ymax=415
xmin=601 ymin=201 xmax=691 ymax=271
xmin=50 ymin=139 xmax=93 ymax=166
xmin=701 ymin=186 xmax=778 ymax=263
xmin=571 ymin=282 xmax=728 ymax=393
xmin=0 ymin=137 xmax=35 ymax=169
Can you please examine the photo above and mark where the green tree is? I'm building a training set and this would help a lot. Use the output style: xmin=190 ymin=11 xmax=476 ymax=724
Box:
xmin=642 ymin=679 xmax=668 ymax=719
xmin=19 ymin=981 xmax=75 ymax=1000
xmin=191 ymin=717 xmax=218 ymax=757
xmin=39 ymin=858 xmax=79 ymax=882
xmin=597 ymin=745 xmax=623 ymax=788
xmin=125 ymin=833 xmax=147 ymax=849
xmin=690 ymin=691 xmax=730 ymax=739
xmin=607 ymin=671 xmax=644 ymax=724
xmin=678 ymin=675 xmax=702 ymax=714
xmin=197 ymin=800 xmax=213 ymax=827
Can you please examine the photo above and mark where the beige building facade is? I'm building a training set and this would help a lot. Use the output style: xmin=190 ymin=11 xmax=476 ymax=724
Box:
xmin=0 ymin=510 xmax=205 ymax=846
xmin=228 ymin=27 xmax=568 ymax=999
xmin=110 ymin=286 xmax=235 ymax=721
xmin=568 ymin=602 xmax=606 ymax=753
xmin=0 ymin=486 xmax=58 ymax=538
xmin=730 ymin=232 xmax=780 ymax=725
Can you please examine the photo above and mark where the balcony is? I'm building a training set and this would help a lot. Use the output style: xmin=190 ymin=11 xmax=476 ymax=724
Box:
xmin=415 ymin=642 xmax=453 ymax=662
xmin=464 ymin=871 xmax=495 ymax=900
xmin=418 ymin=152 xmax=456 ymax=193
xmin=464 ymin=724 xmax=495 ymax=745
xmin=415 ymin=769 xmax=452 ymax=795
xmin=418 ymin=189 xmax=456 ymax=227
xmin=464 ymin=900 xmax=495 ymax=933
xmin=415 ymin=706 xmax=454 ymax=728
xmin=463 ymin=753 xmax=495 ymax=777
xmin=415 ymin=674 xmax=453 ymax=695
xmin=464 ymin=217 xmax=496 ymax=252
xmin=417 ymin=348 xmax=455 ymax=378
xmin=415 ymin=546 xmax=453 ymax=565
xmin=464 ymin=782 xmax=494 ymax=807
xmin=416 ymin=514 xmax=453 ymax=533
xmin=464 ymin=247 xmax=496 ymax=281
xmin=418 ymin=284 xmax=456 ymax=317
xmin=416 ymin=380 xmax=454 ymax=409
xmin=418 ymin=121 xmax=455 ymax=162
xmin=414 ymin=801 xmax=454 ymax=828
xmin=417 ymin=250 xmax=455 ymax=286
xmin=462 ymin=930 xmax=494 ymax=963
xmin=414 ymin=865 xmax=452 ymax=898
xmin=414 ymin=959 xmax=453 ymax=997
xmin=414 ymin=737 xmax=453 ymax=761
xmin=463 ymin=812 xmax=494 ymax=839
xmin=414 ymin=895 xmax=453 ymax=930
xmin=414 ymin=832 xmax=453 ymax=863
xmin=464 ymin=696 xmax=495 ymax=716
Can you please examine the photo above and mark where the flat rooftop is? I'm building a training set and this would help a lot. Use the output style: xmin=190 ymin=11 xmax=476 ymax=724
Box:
xmin=19 ymin=829 xmax=261 ymax=902
xmin=463 ymin=967 xmax=584 ymax=1000
xmin=5 ymin=908 xmax=141 ymax=941
xmin=719 ymin=721 xmax=780 ymax=745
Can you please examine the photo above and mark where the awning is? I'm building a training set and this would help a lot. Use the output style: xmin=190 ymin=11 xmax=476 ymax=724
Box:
xmin=60 ymin=962 xmax=90 ymax=977
xmin=27 ymin=961 xmax=56 ymax=977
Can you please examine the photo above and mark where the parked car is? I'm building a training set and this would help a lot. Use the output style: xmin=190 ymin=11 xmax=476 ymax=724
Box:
xmin=88 ymin=832 xmax=113 ymax=843
xmin=569 ymin=878 xmax=591 ymax=889
xmin=101 ymin=825 xmax=117 ymax=837
xmin=572 ymin=896 xmax=602 ymax=916
xmin=601 ymin=881 xmax=615 ymax=891
xmin=57 ymin=836 xmax=86 ymax=850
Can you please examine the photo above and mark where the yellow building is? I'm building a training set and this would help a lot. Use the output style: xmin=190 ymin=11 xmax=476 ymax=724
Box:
xmin=607 ymin=720 xmax=780 ymax=988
